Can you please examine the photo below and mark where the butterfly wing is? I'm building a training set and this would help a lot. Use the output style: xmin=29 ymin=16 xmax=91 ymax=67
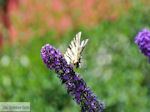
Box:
xmin=64 ymin=32 xmax=88 ymax=67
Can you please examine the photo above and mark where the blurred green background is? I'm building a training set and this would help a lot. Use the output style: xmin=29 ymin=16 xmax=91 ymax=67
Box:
xmin=0 ymin=0 xmax=150 ymax=112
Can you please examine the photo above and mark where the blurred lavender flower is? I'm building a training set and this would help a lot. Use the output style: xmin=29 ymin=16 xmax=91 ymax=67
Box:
xmin=41 ymin=44 xmax=104 ymax=112
xmin=135 ymin=28 xmax=150 ymax=60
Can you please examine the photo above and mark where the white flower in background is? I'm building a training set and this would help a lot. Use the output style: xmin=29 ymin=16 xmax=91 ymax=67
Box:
xmin=0 ymin=55 xmax=10 ymax=67
xmin=2 ymin=76 xmax=11 ymax=87
xmin=96 ymin=47 xmax=112 ymax=66
xmin=20 ymin=55 xmax=30 ymax=67
xmin=91 ymin=47 xmax=112 ymax=77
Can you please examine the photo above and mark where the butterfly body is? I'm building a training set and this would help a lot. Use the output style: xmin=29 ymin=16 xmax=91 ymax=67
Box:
xmin=73 ymin=56 xmax=81 ymax=68
xmin=64 ymin=32 xmax=88 ymax=68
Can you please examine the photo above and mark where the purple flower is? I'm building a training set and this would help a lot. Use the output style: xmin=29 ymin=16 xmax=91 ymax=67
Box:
xmin=135 ymin=28 xmax=150 ymax=58
xmin=41 ymin=44 xmax=105 ymax=112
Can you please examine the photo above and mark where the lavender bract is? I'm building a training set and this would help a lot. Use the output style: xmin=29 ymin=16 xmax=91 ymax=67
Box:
xmin=135 ymin=28 xmax=150 ymax=58
xmin=41 ymin=44 xmax=104 ymax=112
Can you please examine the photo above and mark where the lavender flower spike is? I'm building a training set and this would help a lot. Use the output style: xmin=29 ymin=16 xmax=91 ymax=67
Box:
xmin=41 ymin=44 xmax=105 ymax=112
xmin=135 ymin=28 xmax=150 ymax=60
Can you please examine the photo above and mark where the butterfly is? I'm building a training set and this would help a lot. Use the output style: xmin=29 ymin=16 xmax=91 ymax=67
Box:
xmin=64 ymin=32 xmax=89 ymax=68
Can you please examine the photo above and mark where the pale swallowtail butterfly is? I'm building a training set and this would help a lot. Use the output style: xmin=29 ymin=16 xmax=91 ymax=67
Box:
xmin=64 ymin=32 xmax=89 ymax=68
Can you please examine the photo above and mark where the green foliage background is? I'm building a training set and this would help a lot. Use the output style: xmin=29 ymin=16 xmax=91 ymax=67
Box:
xmin=0 ymin=2 xmax=150 ymax=112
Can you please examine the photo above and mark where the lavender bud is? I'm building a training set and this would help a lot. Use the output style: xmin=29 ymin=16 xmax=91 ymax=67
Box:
xmin=135 ymin=28 xmax=150 ymax=59
xmin=41 ymin=44 xmax=105 ymax=112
